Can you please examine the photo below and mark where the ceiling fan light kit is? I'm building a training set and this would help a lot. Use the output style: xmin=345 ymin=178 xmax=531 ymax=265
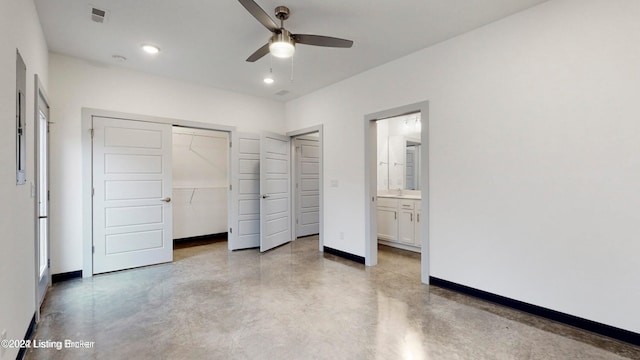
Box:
xmin=269 ymin=30 xmax=295 ymax=58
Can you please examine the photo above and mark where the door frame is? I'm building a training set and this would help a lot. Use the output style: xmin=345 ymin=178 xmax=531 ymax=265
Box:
xmin=81 ymin=108 xmax=234 ymax=277
xmin=364 ymin=102 xmax=430 ymax=284
xmin=34 ymin=74 xmax=50 ymax=318
xmin=286 ymin=125 xmax=324 ymax=251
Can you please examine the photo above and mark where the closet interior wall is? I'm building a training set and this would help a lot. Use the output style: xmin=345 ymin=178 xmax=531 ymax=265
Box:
xmin=172 ymin=127 xmax=229 ymax=239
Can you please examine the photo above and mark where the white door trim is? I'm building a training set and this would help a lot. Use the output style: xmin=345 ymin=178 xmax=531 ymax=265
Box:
xmin=363 ymin=102 xmax=430 ymax=284
xmin=81 ymin=108 xmax=235 ymax=278
xmin=286 ymin=125 xmax=324 ymax=251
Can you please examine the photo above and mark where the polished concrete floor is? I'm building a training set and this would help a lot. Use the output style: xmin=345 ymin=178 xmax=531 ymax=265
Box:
xmin=27 ymin=236 xmax=640 ymax=359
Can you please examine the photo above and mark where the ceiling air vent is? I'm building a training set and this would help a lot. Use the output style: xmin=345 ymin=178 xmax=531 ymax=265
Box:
xmin=275 ymin=90 xmax=290 ymax=96
xmin=90 ymin=7 xmax=108 ymax=23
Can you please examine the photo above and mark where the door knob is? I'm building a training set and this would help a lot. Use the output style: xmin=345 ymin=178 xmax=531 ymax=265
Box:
xmin=161 ymin=197 xmax=172 ymax=203
xmin=262 ymin=194 xmax=270 ymax=199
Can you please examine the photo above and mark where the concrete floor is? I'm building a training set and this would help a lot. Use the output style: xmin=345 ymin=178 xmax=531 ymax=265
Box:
xmin=27 ymin=236 xmax=640 ymax=359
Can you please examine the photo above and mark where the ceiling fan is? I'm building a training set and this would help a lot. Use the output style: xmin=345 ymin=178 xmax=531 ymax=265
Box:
xmin=238 ymin=0 xmax=354 ymax=62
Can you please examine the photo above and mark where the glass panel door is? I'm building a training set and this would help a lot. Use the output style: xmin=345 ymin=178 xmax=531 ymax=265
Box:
xmin=36 ymin=98 xmax=50 ymax=307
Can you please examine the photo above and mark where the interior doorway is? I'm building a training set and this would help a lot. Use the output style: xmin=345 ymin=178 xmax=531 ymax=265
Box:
xmin=364 ymin=101 xmax=430 ymax=284
xmin=293 ymin=133 xmax=320 ymax=238
xmin=35 ymin=75 xmax=50 ymax=313
xmin=229 ymin=126 xmax=324 ymax=253
xmin=373 ymin=113 xmax=423 ymax=280
xmin=172 ymin=127 xmax=230 ymax=249
xmin=287 ymin=126 xmax=324 ymax=250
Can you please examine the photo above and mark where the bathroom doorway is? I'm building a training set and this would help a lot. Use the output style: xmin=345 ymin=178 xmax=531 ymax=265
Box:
xmin=364 ymin=101 xmax=430 ymax=284
xmin=375 ymin=114 xmax=422 ymax=252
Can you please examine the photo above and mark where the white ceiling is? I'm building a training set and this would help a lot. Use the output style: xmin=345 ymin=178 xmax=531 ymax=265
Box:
xmin=34 ymin=0 xmax=548 ymax=101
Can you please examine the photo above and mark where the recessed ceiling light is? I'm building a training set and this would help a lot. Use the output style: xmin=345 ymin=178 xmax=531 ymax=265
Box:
xmin=141 ymin=44 xmax=160 ymax=54
xmin=112 ymin=55 xmax=127 ymax=62
xmin=263 ymin=76 xmax=275 ymax=85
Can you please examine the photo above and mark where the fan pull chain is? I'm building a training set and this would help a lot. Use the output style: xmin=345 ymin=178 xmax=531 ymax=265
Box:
xmin=290 ymin=54 xmax=294 ymax=82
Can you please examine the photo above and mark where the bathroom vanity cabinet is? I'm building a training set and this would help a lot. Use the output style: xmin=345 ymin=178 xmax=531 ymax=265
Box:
xmin=377 ymin=195 xmax=421 ymax=253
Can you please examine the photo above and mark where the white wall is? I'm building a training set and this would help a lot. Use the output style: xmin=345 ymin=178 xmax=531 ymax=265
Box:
xmin=48 ymin=53 xmax=285 ymax=274
xmin=286 ymin=0 xmax=640 ymax=333
xmin=376 ymin=120 xmax=389 ymax=190
xmin=0 ymin=0 xmax=48 ymax=358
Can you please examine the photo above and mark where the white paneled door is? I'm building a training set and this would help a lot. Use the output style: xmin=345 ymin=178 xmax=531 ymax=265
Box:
xmin=229 ymin=132 xmax=261 ymax=250
xmin=92 ymin=117 xmax=173 ymax=274
xmin=295 ymin=137 xmax=320 ymax=237
xmin=260 ymin=132 xmax=292 ymax=252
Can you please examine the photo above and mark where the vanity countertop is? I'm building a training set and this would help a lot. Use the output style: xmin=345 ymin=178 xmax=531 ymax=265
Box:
xmin=377 ymin=194 xmax=421 ymax=200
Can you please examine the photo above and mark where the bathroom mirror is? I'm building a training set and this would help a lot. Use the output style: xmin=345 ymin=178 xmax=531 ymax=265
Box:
xmin=376 ymin=113 xmax=421 ymax=191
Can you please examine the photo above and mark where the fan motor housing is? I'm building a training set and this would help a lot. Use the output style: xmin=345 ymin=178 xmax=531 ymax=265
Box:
xmin=274 ymin=6 xmax=290 ymax=21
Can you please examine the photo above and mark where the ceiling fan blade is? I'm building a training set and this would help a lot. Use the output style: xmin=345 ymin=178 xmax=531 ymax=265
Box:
xmin=238 ymin=0 xmax=278 ymax=33
xmin=293 ymin=34 xmax=354 ymax=48
xmin=246 ymin=43 xmax=270 ymax=62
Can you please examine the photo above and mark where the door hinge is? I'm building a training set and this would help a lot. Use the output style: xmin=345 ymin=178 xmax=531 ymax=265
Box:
xmin=47 ymin=258 xmax=50 ymax=269
xmin=47 ymin=190 xmax=50 ymax=201
xmin=92 ymin=188 xmax=95 ymax=197
xmin=229 ymin=227 xmax=232 ymax=234
xmin=92 ymin=245 xmax=95 ymax=254
xmin=90 ymin=128 xmax=94 ymax=138
xmin=296 ymin=219 xmax=298 ymax=224
xmin=229 ymin=184 xmax=232 ymax=191
xmin=229 ymin=141 xmax=232 ymax=148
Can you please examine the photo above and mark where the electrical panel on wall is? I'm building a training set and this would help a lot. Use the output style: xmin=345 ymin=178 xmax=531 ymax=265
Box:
xmin=16 ymin=50 xmax=27 ymax=185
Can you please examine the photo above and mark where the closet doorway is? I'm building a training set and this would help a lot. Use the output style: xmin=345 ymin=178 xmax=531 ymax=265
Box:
xmin=172 ymin=127 xmax=230 ymax=247
xmin=81 ymin=109 xmax=233 ymax=276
